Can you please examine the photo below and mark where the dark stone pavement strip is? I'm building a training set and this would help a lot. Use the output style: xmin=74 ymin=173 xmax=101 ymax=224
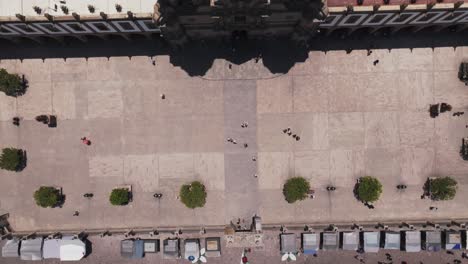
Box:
xmin=223 ymin=80 xmax=260 ymax=224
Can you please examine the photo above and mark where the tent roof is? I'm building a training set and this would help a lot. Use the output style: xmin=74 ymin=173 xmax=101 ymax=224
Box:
xmin=43 ymin=239 xmax=61 ymax=259
xmin=184 ymin=239 xmax=200 ymax=260
xmin=60 ymin=239 xmax=86 ymax=261
xmin=445 ymin=232 xmax=461 ymax=250
xmin=425 ymin=231 xmax=441 ymax=252
xmin=302 ymin=233 xmax=318 ymax=254
xmin=405 ymin=231 xmax=421 ymax=252
xmin=342 ymin=232 xmax=359 ymax=251
xmin=280 ymin=234 xmax=297 ymax=253
xmin=384 ymin=232 xmax=400 ymax=250
xmin=322 ymin=232 xmax=338 ymax=250
xmin=20 ymin=238 xmax=43 ymax=261
xmin=364 ymin=232 xmax=380 ymax=253
xmin=2 ymin=238 xmax=20 ymax=257
xmin=163 ymin=239 xmax=179 ymax=258
xmin=121 ymin=239 xmax=144 ymax=259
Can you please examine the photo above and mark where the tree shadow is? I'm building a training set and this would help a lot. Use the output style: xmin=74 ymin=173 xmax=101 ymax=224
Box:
xmin=15 ymin=149 xmax=27 ymax=172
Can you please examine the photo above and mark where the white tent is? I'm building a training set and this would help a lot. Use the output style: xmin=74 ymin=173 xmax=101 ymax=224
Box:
xmin=59 ymin=237 xmax=86 ymax=261
xmin=384 ymin=232 xmax=400 ymax=250
xmin=20 ymin=238 xmax=43 ymax=261
xmin=363 ymin=232 xmax=380 ymax=253
xmin=405 ymin=231 xmax=421 ymax=252
xmin=2 ymin=238 xmax=20 ymax=257
xmin=43 ymin=239 xmax=61 ymax=259
xmin=342 ymin=232 xmax=359 ymax=251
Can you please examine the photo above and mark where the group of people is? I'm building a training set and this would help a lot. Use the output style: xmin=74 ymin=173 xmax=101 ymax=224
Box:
xmin=282 ymin=127 xmax=301 ymax=141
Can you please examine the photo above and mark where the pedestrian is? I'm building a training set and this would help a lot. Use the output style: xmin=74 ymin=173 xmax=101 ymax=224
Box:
xmin=430 ymin=206 xmax=438 ymax=211
xmin=283 ymin=129 xmax=288 ymax=133
xmin=81 ymin=137 xmax=91 ymax=145
xmin=287 ymin=131 xmax=292 ymax=136
xmin=367 ymin=50 xmax=372 ymax=56
xmin=244 ymin=143 xmax=248 ymax=148
xmin=229 ymin=64 xmax=232 ymax=69
xmin=254 ymin=173 xmax=258 ymax=178
xmin=227 ymin=137 xmax=232 ymax=142
xmin=373 ymin=59 xmax=379 ymax=66
xmin=447 ymin=250 xmax=454 ymax=255
xmin=160 ymin=94 xmax=165 ymax=100
xmin=296 ymin=136 xmax=300 ymax=141
xmin=232 ymin=140 xmax=237 ymax=144
xmin=73 ymin=211 xmax=79 ymax=216
xmin=292 ymin=134 xmax=297 ymax=138
xmin=252 ymin=156 xmax=257 ymax=161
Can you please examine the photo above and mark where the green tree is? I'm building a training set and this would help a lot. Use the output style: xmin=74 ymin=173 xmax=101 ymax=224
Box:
xmin=283 ymin=177 xmax=310 ymax=203
xmin=109 ymin=188 xmax=130 ymax=205
xmin=430 ymin=177 xmax=457 ymax=201
xmin=0 ymin=148 xmax=23 ymax=171
xmin=34 ymin=186 xmax=60 ymax=208
xmin=357 ymin=176 xmax=383 ymax=203
xmin=0 ymin=69 xmax=23 ymax=97
xmin=180 ymin=181 xmax=207 ymax=209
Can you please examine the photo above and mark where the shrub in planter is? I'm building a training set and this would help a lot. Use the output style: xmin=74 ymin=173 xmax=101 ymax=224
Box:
xmin=428 ymin=177 xmax=457 ymax=201
xmin=0 ymin=148 xmax=25 ymax=171
xmin=109 ymin=188 xmax=130 ymax=205
xmin=34 ymin=186 xmax=60 ymax=208
xmin=0 ymin=68 xmax=24 ymax=97
xmin=179 ymin=181 xmax=207 ymax=209
xmin=356 ymin=176 xmax=382 ymax=203
xmin=283 ymin=177 xmax=310 ymax=203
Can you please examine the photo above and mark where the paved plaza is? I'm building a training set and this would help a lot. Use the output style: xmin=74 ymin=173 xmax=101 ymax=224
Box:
xmin=1 ymin=47 xmax=468 ymax=232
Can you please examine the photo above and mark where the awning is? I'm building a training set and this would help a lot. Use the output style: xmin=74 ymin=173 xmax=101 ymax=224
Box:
xmin=322 ymin=232 xmax=338 ymax=251
xmin=280 ymin=233 xmax=297 ymax=254
xmin=184 ymin=239 xmax=200 ymax=261
xmin=121 ymin=239 xmax=144 ymax=259
xmin=163 ymin=239 xmax=179 ymax=259
xmin=342 ymin=232 xmax=359 ymax=251
xmin=20 ymin=238 xmax=43 ymax=261
xmin=2 ymin=238 xmax=20 ymax=257
xmin=143 ymin=239 xmax=159 ymax=253
xmin=302 ymin=233 xmax=318 ymax=255
xmin=43 ymin=239 xmax=60 ymax=259
xmin=425 ymin=231 xmax=441 ymax=252
xmin=445 ymin=231 xmax=461 ymax=250
xmin=384 ymin=232 xmax=400 ymax=250
xmin=364 ymin=232 xmax=380 ymax=253
xmin=59 ymin=237 xmax=86 ymax=261
xmin=205 ymin=237 xmax=221 ymax=257
xmin=405 ymin=231 xmax=421 ymax=252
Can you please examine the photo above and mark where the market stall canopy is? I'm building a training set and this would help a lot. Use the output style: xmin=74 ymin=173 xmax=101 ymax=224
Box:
xmin=322 ymin=232 xmax=339 ymax=251
xmin=143 ymin=239 xmax=160 ymax=253
xmin=280 ymin=233 xmax=297 ymax=254
xmin=425 ymin=231 xmax=441 ymax=252
xmin=2 ymin=238 xmax=20 ymax=257
xmin=121 ymin=239 xmax=144 ymax=259
xmin=20 ymin=238 xmax=43 ymax=261
xmin=445 ymin=231 xmax=461 ymax=250
xmin=342 ymin=232 xmax=359 ymax=251
xmin=364 ymin=232 xmax=380 ymax=253
xmin=302 ymin=233 xmax=318 ymax=255
xmin=163 ymin=238 xmax=179 ymax=259
xmin=43 ymin=239 xmax=60 ymax=259
xmin=59 ymin=237 xmax=86 ymax=261
xmin=405 ymin=231 xmax=421 ymax=252
xmin=184 ymin=239 xmax=200 ymax=261
xmin=205 ymin=237 xmax=221 ymax=257
xmin=384 ymin=232 xmax=400 ymax=250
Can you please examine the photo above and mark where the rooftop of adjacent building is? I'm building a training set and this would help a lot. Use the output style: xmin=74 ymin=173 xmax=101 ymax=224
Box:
xmin=327 ymin=0 xmax=467 ymax=8
xmin=0 ymin=0 xmax=155 ymax=17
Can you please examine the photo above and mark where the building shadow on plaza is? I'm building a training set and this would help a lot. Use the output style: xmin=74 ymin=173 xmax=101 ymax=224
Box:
xmin=1 ymin=30 xmax=468 ymax=76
